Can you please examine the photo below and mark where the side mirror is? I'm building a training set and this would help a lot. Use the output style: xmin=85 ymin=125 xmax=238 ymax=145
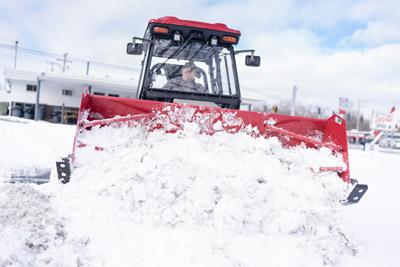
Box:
xmin=245 ymin=55 xmax=261 ymax=67
xmin=127 ymin=43 xmax=143 ymax=55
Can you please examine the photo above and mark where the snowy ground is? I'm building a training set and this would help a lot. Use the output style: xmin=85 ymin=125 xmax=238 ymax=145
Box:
xmin=0 ymin=115 xmax=399 ymax=266
xmin=343 ymin=147 xmax=400 ymax=266
xmin=0 ymin=117 xmax=74 ymax=183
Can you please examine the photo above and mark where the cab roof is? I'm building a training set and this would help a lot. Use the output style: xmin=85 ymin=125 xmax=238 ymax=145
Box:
xmin=149 ymin=16 xmax=241 ymax=35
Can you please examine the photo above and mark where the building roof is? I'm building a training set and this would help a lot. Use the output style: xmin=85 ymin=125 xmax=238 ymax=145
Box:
xmin=2 ymin=68 xmax=39 ymax=82
xmin=2 ymin=68 xmax=137 ymax=92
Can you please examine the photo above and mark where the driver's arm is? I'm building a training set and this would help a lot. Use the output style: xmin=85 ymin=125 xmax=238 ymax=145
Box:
xmin=196 ymin=83 xmax=207 ymax=93
xmin=162 ymin=79 xmax=175 ymax=90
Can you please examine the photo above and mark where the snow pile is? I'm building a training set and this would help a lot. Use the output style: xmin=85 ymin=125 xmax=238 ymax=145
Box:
xmin=40 ymin=112 xmax=359 ymax=266
xmin=0 ymin=183 xmax=88 ymax=266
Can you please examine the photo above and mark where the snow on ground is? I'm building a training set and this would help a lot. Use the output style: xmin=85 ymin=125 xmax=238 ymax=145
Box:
xmin=0 ymin=183 xmax=89 ymax=266
xmin=0 ymin=115 xmax=399 ymax=266
xmin=0 ymin=116 xmax=75 ymax=182
xmin=343 ymin=148 xmax=400 ymax=267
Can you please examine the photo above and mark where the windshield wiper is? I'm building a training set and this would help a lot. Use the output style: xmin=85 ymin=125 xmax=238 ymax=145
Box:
xmin=155 ymin=35 xmax=194 ymax=73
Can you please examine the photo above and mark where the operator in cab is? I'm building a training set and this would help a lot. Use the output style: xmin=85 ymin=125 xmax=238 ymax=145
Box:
xmin=162 ymin=62 xmax=207 ymax=93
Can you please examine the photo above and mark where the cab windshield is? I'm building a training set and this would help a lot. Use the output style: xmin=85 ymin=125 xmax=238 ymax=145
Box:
xmin=145 ymin=39 xmax=237 ymax=96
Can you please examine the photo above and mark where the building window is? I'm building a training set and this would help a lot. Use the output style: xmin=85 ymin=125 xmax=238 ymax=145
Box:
xmin=62 ymin=89 xmax=73 ymax=96
xmin=108 ymin=93 xmax=119 ymax=97
xmin=93 ymin=92 xmax=105 ymax=96
xmin=26 ymin=84 xmax=37 ymax=92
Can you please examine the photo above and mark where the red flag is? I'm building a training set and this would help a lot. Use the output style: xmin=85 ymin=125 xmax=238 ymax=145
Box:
xmin=390 ymin=106 xmax=396 ymax=113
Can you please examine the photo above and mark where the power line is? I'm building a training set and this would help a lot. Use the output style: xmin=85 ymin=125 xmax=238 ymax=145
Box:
xmin=240 ymin=84 xmax=289 ymax=101
xmin=69 ymin=55 xmax=140 ymax=72
xmin=18 ymin=47 xmax=60 ymax=57
xmin=0 ymin=41 xmax=140 ymax=72
xmin=0 ymin=43 xmax=14 ymax=49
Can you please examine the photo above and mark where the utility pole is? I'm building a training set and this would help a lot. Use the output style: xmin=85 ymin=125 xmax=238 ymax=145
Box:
xmin=356 ymin=100 xmax=369 ymax=142
xmin=57 ymin=53 xmax=72 ymax=73
xmin=14 ymin=41 xmax=18 ymax=69
xmin=356 ymin=100 xmax=361 ymax=131
xmin=291 ymin=85 xmax=297 ymax=116
xmin=356 ymin=99 xmax=361 ymax=143
xmin=86 ymin=61 xmax=90 ymax=75
xmin=34 ymin=78 xmax=42 ymax=121
xmin=46 ymin=61 xmax=62 ymax=72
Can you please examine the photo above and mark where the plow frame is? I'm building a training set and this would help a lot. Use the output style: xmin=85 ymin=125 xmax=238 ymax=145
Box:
xmin=56 ymin=90 xmax=367 ymax=204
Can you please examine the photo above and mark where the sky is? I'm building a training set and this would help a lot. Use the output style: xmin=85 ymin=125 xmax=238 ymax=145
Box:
xmin=1 ymin=0 xmax=400 ymax=113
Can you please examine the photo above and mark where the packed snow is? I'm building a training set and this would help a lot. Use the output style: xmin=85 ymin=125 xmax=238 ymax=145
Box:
xmin=0 ymin=117 xmax=73 ymax=183
xmin=1 ymin=115 xmax=399 ymax=266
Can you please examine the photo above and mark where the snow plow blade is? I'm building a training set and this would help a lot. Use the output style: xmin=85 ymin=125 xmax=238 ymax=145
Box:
xmin=56 ymin=90 xmax=367 ymax=204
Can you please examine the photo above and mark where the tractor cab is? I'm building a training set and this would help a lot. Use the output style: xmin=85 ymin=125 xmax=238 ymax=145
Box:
xmin=127 ymin=16 xmax=260 ymax=109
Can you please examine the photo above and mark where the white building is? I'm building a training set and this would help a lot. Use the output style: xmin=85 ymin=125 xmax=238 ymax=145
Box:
xmin=0 ymin=68 xmax=137 ymax=122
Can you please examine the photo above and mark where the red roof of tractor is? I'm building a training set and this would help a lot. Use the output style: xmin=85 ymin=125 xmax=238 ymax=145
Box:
xmin=149 ymin=16 xmax=241 ymax=35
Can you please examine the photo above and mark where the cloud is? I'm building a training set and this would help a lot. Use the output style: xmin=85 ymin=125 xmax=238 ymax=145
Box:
xmin=343 ymin=22 xmax=400 ymax=46
xmin=238 ymin=28 xmax=400 ymax=111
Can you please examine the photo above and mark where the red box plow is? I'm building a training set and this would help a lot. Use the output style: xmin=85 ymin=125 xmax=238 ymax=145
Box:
xmin=56 ymin=16 xmax=367 ymax=204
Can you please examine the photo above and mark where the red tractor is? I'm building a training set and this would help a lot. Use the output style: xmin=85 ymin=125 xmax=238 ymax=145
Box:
xmin=56 ymin=16 xmax=367 ymax=204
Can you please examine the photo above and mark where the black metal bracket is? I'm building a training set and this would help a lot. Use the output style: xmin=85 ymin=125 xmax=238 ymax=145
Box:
xmin=343 ymin=180 xmax=368 ymax=205
xmin=56 ymin=156 xmax=72 ymax=184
